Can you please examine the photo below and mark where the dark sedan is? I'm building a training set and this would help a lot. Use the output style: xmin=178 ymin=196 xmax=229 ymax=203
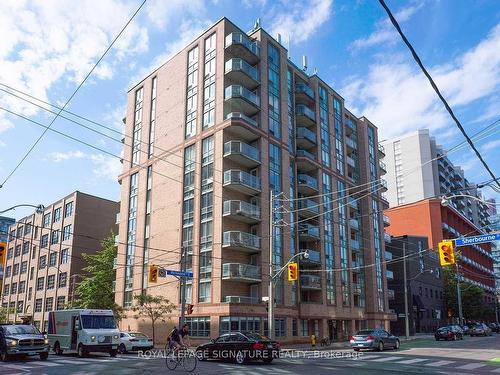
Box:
xmin=435 ymin=326 xmax=463 ymax=341
xmin=350 ymin=329 xmax=400 ymax=351
xmin=196 ymin=332 xmax=280 ymax=364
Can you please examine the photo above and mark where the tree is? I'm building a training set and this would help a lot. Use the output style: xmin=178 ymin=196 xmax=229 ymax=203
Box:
xmin=132 ymin=294 xmax=176 ymax=345
xmin=0 ymin=307 xmax=13 ymax=323
xmin=73 ymin=234 xmax=124 ymax=320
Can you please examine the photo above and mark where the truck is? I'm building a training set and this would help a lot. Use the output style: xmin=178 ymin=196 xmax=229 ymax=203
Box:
xmin=48 ymin=309 xmax=120 ymax=357
xmin=0 ymin=323 xmax=50 ymax=361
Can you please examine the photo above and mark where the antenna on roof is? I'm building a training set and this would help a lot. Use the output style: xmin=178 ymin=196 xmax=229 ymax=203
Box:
xmin=254 ymin=18 xmax=261 ymax=30
xmin=277 ymin=33 xmax=282 ymax=45
xmin=302 ymin=55 xmax=308 ymax=72
xmin=313 ymin=67 xmax=318 ymax=75
xmin=287 ymin=35 xmax=291 ymax=59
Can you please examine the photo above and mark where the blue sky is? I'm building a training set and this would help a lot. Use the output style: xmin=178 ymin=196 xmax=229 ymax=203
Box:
xmin=0 ymin=0 xmax=498 ymax=220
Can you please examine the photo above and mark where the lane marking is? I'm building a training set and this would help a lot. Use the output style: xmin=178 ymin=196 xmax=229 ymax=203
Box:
xmin=28 ymin=361 xmax=61 ymax=367
xmin=424 ymin=360 xmax=455 ymax=367
xmin=396 ymin=358 xmax=429 ymax=364
xmin=456 ymin=363 xmax=487 ymax=370
xmin=371 ymin=356 xmax=405 ymax=362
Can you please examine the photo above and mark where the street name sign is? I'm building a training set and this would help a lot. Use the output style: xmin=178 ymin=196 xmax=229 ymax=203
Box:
xmin=454 ymin=233 xmax=500 ymax=246
xmin=166 ymin=270 xmax=194 ymax=278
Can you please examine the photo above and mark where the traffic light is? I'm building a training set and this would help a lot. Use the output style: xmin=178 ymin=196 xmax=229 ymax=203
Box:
xmin=149 ymin=265 xmax=159 ymax=283
xmin=186 ymin=304 xmax=194 ymax=315
xmin=288 ymin=262 xmax=298 ymax=281
xmin=438 ymin=240 xmax=455 ymax=266
xmin=0 ymin=242 xmax=6 ymax=266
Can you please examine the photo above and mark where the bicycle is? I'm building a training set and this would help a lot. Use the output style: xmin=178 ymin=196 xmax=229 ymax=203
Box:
xmin=320 ymin=337 xmax=331 ymax=346
xmin=165 ymin=344 xmax=197 ymax=372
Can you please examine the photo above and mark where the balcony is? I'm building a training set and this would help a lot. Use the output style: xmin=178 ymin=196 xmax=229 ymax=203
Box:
xmin=297 ymin=174 xmax=318 ymax=195
xmin=222 ymin=263 xmax=261 ymax=283
xmin=224 ymin=296 xmax=260 ymax=304
xmin=295 ymin=105 xmax=316 ymax=127
xmin=295 ymin=82 xmax=315 ymax=105
xmin=225 ymin=58 xmax=260 ymax=89
xmin=223 ymin=200 xmax=261 ymax=224
xmin=297 ymin=198 xmax=320 ymax=218
xmin=225 ymin=85 xmax=260 ymax=116
xmin=346 ymin=155 xmax=356 ymax=168
xmin=296 ymin=127 xmax=317 ymax=149
xmin=223 ymin=170 xmax=261 ymax=195
xmin=349 ymin=218 xmax=360 ymax=231
xmin=348 ymin=197 xmax=359 ymax=211
xmin=351 ymin=260 xmax=361 ymax=271
xmin=385 ymin=251 xmax=393 ymax=261
xmin=222 ymin=231 xmax=261 ymax=253
xmin=384 ymin=232 xmax=391 ymax=243
xmin=298 ymin=224 xmax=320 ymax=241
xmin=386 ymin=270 xmax=394 ymax=280
xmin=352 ymin=283 xmax=362 ymax=294
xmin=380 ymin=179 xmax=388 ymax=192
xmin=345 ymin=118 xmax=356 ymax=134
xmin=296 ymin=149 xmax=317 ymax=172
xmin=115 ymin=213 xmax=120 ymax=224
xmin=379 ymin=160 xmax=387 ymax=175
xmin=224 ymin=112 xmax=260 ymax=142
xmin=350 ymin=239 xmax=361 ymax=251
xmin=383 ymin=215 xmax=390 ymax=226
xmin=345 ymin=137 xmax=357 ymax=151
xmin=300 ymin=249 xmax=321 ymax=266
xmin=225 ymin=32 xmax=260 ymax=64
xmin=378 ymin=143 xmax=385 ymax=157
xmin=300 ymin=275 xmax=321 ymax=290
xmin=387 ymin=289 xmax=395 ymax=300
xmin=223 ymin=140 xmax=260 ymax=167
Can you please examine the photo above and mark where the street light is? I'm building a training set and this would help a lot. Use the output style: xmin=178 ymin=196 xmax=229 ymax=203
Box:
xmin=0 ymin=204 xmax=45 ymax=215
xmin=441 ymin=194 xmax=499 ymax=207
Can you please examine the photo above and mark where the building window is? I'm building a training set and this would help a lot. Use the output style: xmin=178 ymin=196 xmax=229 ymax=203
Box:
xmin=275 ymin=318 xmax=286 ymax=337
xmin=53 ymin=208 xmax=61 ymax=223
xmin=13 ymin=263 xmax=19 ymax=276
xmin=185 ymin=46 xmax=199 ymax=138
xmin=62 ymin=225 xmax=72 ymax=241
xmin=5 ymin=265 xmax=11 ymax=277
xmin=45 ymin=297 xmax=53 ymax=312
xmin=148 ymin=76 xmax=157 ymax=158
xmin=7 ymin=248 xmax=13 ymax=259
xmin=198 ymin=281 xmax=211 ymax=303
xmin=124 ymin=172 xmax=139 ymax=308
xmin=11 ymin=282 xmax=17 ymax=294
xmin=21 ymin=260 xmax=27 ymax=274
xmin=49 ymin=252 xmax=57 ymax=267
xmin=18 ymin=281 xmax=26 ymax=294
xmin=36 ymin=277 xmax=45 ymax=291
xmin=39 ymin=255 xmax=47 ymax=269
xmin=268 ymin=43 xmax=281 ymax=138
xmin=61 ymin=248 xmax=70 ymax=264
xmin=47 ymin=275 xmax=55 ymax=289
xmin=57 ymin=296 xmax=66 ymax=310
xmin=131 ymin=87 xmax=144 ymax=165
xmin=41 ymin=234 xmax=49 ymax=248
xmin=292 ymin=319 xmax=298 ymax=336
xmin=22 ymin=242 xmax=29 ymax=254
xmin=58 ymin=272 xmax=67 ymax=288
xmin=300 ymin=320 xmax=309 ymax=336
xmin=184 ymin=317 xmax=210 ymax=337
xmin=35 ymin=299 xmax=43 ymax=312
xmin=15 ymin=244 xmax=21 ymax=257
xmin=51 ymin=230 xmax=60 ymax=245
xmin=3 ymin=284 xmax=9 ymax=295
xmin=64 ymin=201 xmax=73 ymax=217
xmin=219 ymin=316 xmax=261 ymax=335
xmin=43 ymin=213 xmax=51 ymax=228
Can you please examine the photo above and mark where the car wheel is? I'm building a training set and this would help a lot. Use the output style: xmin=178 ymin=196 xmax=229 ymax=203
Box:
xmin=235 ymin=351 xmax=246 ymax=365
xmin=394 ymin=340 xmax=400 ymax=350
xmin=110 ymin=350 xmax=118 ymax=358
xmin=195 ymin=349 xmax=207 ymax=361
xmin=40 ymin=352 xmax=49 ymax=360
xmin=118 ymin=344 xmax=127 ymax=354
xmin=377 ymin=341 xmax=384 ymax=352
xmin=0 ymin=350 xmax=9 ymax=362
xmin=54 ymin=342 xmax=63 ymax=356
xmin=77 ymin=344 xmax=86 ymax=358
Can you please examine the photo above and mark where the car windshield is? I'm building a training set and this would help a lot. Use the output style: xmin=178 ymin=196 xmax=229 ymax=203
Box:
xmin=356 ymin=330 xmax=374 ymax=335
xmin=81 ymin=315 xmax=117 ymax=329
xmin=4 ymin=325 xmax=41 ymax=335
xmin=243 ymin=332 xmax=266 ymax=341
xmin=437 ymin=327 xmax=448 ymax=332
xmin=130 ymin=333 xmax=147 ymax=338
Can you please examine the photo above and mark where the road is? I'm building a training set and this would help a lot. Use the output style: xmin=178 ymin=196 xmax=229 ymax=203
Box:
xmin=2 ymin=334 xmax=500 ymax=374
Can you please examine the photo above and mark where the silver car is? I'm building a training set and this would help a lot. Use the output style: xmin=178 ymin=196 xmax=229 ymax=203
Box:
xmin=0 ymin=324 xmax=49 ymax=361
xmin=469 ymin=323 xmax=492 ymax=337
xmin=350 ymin=329 xmax=400 ymax=351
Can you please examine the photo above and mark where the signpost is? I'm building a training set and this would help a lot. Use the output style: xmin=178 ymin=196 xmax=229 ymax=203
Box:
xmin=454 ymin=233 xmax=500 ymax=247
xmin=166 ymin=270 xmax=193 ymax=278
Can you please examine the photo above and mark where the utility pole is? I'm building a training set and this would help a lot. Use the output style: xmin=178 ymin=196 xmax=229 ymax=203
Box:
xmin=268 ymin=191 xmax=274 ymax=340
xmin=495 ymin=293 xmax=499 ymax=324
xmin=456 ymin=263 xmax=463 ymax=326
xmin=403 ymin=241 xmax=410 ymax=339
xmin=179 ymin=246 xmax=187 ymax=327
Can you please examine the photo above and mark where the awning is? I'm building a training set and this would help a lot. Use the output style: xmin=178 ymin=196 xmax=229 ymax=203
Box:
xmin=413 ymin=295 xmax=424 ymax=310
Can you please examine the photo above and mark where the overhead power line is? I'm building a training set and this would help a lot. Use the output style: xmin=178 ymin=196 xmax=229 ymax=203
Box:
xmin=378 ymin=0 xmax=500 ymax=189
xmin=0 ymin=0 xmax=147 ymax=189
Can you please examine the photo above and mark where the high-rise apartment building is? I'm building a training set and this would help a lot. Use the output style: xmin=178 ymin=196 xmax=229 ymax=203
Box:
xmin=0 ymin=216 xmax=16 ymax=286
xmin=1 ymin=191 xmax=119 ymax=330
xmin=115 ymin=18 xmax=393 ymax=342
xmin=381 ymin=129 xmax=490 ymax=228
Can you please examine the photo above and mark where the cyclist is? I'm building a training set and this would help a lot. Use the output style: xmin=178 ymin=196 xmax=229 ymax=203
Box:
xmin=168 ymin=324 xmax=189 ymax=357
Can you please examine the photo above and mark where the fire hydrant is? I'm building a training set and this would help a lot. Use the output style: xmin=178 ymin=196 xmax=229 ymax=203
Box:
xmin=310 ymin=334 xmax=316 ymax=348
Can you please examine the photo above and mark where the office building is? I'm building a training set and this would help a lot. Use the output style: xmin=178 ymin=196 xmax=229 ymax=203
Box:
xmin=115 ymin=18 xmax=393 ymax=343
xmin=1 ymin=191 xmax=119 ymax=330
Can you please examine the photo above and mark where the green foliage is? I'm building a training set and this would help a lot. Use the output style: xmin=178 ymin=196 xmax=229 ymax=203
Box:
xmin=0 ymin=306 xmax=13 ymax=323
xmin=73 ymin=233 xmax=123 ymax=320
xmin=131 ymin=294 xmax=176 ymax=345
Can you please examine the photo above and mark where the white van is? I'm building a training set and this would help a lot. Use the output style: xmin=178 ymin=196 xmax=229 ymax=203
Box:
xmin=48 ymin=309 xmax=120 ymax=357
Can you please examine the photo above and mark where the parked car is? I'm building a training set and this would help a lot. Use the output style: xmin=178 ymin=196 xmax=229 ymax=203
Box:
xmin=487 ymin=323 xmax=500 ymax=333
xmin=469 ymin=323 xmax=492 ymax=337
xmin=446 ymin=325 xmax=464 ymax=339
xmin=196 ymin=332 xmax=280 ymax=364
xmin=0 ymin=324 xmax=50 ymax=361
xmin=350 ymin=329 xmax=400 ymax=351
xmin=462 ymin=325 xmax=470 ymax=335
xmin=435 ymin=326 xmax=463 ymax=341
xmin=118 ymin=332 xmax=154 ymax=354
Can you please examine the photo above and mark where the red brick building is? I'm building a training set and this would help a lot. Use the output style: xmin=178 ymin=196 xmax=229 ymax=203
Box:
xmin=385 ymin=199 xmax=495 ymax=303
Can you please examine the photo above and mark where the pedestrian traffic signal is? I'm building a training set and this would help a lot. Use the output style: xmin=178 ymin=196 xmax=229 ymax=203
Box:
xmin=438 ymin=241 xmax=455 ymax=266
xmin=149 ymin=265 xmax=159 ymax=283
xmin=288 ymin=262 xmax=298 ymax=281
xmin=0 ymin=242 xmax=6 ymax=266
xmin=186 ymin=304 xmax=194 ymax=315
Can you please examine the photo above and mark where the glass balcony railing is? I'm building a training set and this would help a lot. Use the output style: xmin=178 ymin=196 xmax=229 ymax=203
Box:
xmin=223 ymin=200 xmax=261 ymax=221
xmin=301 ymin=249 xmax=321 ymax=263
xmin=378 ymin=143 xmax=385 ymax=155
xmin=350 ymin=239 xmax=360 ymax=250
xmin=225 ymin=58 xmax=259 ymax=82
xmin=300 ymin=274 xmax=321 ymax=289
xmin=345 ymin=137 xmax=357 ymax=150
xmin=385 ymin=251 xmax=393 ymax=261
xmin=384 ymin=232 xmax=391 ymax=243
xmin=383 ymin=215 xmax=390 ymax=226
xmin=296 ymin=149 xmax=316 ymax=160
xmin=349 ymin=218 xmax=360 ymax=230
xmin=224 ymin=296 xmax=260 ymax=304
xmin=298 ymin=199 xmax=320 ymax=214
xmin=225 ymin=32 xmax=260 ymax=57
xmin=296 ymin=104 xmax=316 ymax=122
xmin=352 ymin=283 xmax=362 ymax=294
xmin=379 ymin=160 xmax=387 ymax=172
xmin=224 ymin=141 xmax=260 ymax=163
xmin=297 ymin=174 xmax=318 ymax=190
xmin=386 ymin=270 xmax=394 ymax=280
xmin=387 ymin=289 xmax=395 ymax=299
xmin=351 ymin=260 xmax=361 ymax=270
xmin=298 ymin=224 xmax=320 ymax=238
xmin=295 ymin=83 xmax=315 ymax=100
xmin=348 ymin=197 xmax=359 ymax=210
xmin=222 ymin=263 xmax=261 ymax=281
xmin=223 ymin=170 xmax=261 ymax=192
xmin=380 ymin=179 xmax=388 ymax=190
xmin=346 ymin=156 xmax=356 ymax=168
xmin=296 ymin=127 xmax=317 ymax=145
xmin=225 ymin=85 xmax=260 ymax=107
xmin=225 ymin=112 xmax=259 ymax=128
xmin=223 ymin=231 xmax=261 ymax=251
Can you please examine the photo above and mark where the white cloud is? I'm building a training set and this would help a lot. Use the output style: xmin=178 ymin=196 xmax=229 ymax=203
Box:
xmin=269 ymin=0 xmax=333 ymax=44
xmin=144 ymin=0 xmax=205 ymax=30
xmin=48 ymin=150 xmax=86 ymax=162
xmin=482 ymin=139 xmax=500 ymax=152
xmin=0 ymin=140 xmax=6 ymax=147
xmin=340 ymin=22 xmax=500 ymax=140
xmin=46 ymin=150 xmax=120 ymax=181
xmin=351 ymin=1 xmax=424 ymax=50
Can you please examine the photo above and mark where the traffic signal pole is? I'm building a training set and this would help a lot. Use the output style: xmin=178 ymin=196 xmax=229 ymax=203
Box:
xmin=268 ymin=191 xmax=274 ymax=340
xmin=456 ymin=262 xmax=464 ymax=326
xmin=180 ymin=246 xmax=187 ymax=327
xmin=403 ymin=241 xmax=410 ymax=339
